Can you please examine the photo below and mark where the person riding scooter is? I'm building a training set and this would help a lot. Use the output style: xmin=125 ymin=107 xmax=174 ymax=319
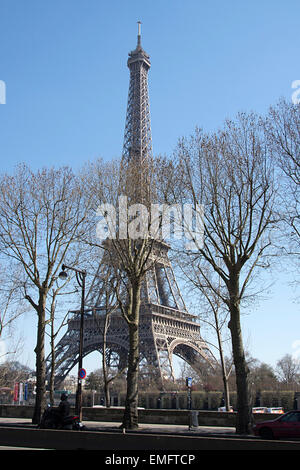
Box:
xmin=56 ymin=392 xmax=70 ymax=427
xmin=46 ymin=392 xmax=71 ymax=428
xmin=40 ymin=393 xmax=83 ymax=430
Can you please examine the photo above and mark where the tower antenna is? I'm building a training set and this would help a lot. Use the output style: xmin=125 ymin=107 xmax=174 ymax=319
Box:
xmin=137 ymin=20 xmax=142 ymax=46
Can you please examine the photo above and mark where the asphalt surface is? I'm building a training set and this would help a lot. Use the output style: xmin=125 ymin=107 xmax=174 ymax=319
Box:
xmin=0 ymin=416 xmax=236 ymax=436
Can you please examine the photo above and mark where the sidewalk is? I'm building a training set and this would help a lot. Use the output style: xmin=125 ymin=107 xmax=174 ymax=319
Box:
xmin=0 ymin=416 xmax=236 ymax=437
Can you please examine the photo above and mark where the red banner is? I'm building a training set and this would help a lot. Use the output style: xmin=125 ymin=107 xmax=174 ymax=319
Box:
xmin=13 ymin=383 xmax=19 ymax=402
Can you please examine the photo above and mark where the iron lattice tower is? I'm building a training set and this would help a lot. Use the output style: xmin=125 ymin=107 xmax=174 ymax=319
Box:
xmin=123 ymin=21 xmax=152 ymax=168
xmin=48 ymin=23 xmax=214 ymax=388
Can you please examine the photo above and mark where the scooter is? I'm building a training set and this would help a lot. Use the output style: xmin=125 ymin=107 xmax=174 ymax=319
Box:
xmin=39 ymin=405 xmax=84 ymax=430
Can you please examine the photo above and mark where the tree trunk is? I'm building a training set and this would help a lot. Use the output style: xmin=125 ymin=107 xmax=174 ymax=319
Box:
xmin=228 ymin=273 xmax=252 ymax=434
xmin=32 ymin=289 xmax=47 ymax=424
xmin=214 ymin=304 xmax=231 ymax=411
xmin=122 ymin=322 xmax=139 ymax=428
xmin=121 ymin=281 xmax=141 ymax=429
xmin=219 ymin=336 xmax=231 ymax=411
xmin=102 ymin=311 xmax=111 ymax=408
xmin=104 ymin=382 xmax=111 ymax=408
xmin=49 ymin=323 xmax=55 ymax=407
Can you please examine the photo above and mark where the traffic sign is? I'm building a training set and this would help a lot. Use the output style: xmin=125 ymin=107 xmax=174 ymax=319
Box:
xmin=186 ymin=377 xmax=192 ymax=388
xmin=79 ymin=368 xmax=86 ymax=380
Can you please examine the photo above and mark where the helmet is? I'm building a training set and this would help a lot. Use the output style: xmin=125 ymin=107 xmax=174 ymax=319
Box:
xmin=60 ymin=392 xmax=68 ymax=401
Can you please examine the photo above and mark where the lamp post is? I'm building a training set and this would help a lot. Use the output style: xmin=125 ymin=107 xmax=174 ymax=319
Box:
xmin=59 ymin=264 xmax=86 ymax=420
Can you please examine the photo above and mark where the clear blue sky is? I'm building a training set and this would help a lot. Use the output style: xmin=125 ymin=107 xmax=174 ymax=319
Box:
xmin=1 ymin=0 xmax=300 ymax=373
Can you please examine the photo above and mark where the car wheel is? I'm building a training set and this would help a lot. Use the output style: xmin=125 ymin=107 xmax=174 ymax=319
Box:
xmin=259 ymin=427 xmax=274 ymax=440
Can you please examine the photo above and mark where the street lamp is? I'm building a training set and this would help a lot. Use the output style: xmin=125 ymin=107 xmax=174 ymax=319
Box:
xmin=58 ymin=264 xmax=86 ymax=420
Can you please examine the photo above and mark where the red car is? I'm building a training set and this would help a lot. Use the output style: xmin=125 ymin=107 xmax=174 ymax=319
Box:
xmin=253 ymin=410 xmax=300 ymax=439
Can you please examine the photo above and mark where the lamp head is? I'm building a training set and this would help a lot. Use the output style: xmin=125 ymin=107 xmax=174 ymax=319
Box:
xmin=58 ymin=265 xmax=68 ymax=280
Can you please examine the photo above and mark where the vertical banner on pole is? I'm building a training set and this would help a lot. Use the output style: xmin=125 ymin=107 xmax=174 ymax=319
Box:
xmin=19 ymin=383 xmax=23 ymax=405
xmin=24 ymin=383 xmax=28 ymax=401
xmin=13 ymin=383 xmax=19 ymax=403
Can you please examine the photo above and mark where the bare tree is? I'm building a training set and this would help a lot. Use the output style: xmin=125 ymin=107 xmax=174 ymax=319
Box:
xmin=264 ymin=99 xmax=300 ymax=274
xmin=160 ymin=113 xmax=278 ymax=433
xmin=0 ymin=164 xmax=91 ymax=423
xmin=82 ymin=157 xmax=159 ymax=429
xmin=265 ymin=99 xmax=300 ymax=187
xmin=276 ymin=354 xmax=300 ymax=387
xmin=0 ymin=361 xmax=33 ymax=390
xmin=111 ymin=238 xmax=155 ymax=428
xmin=46 ymin=280 xmax=78 ymax=406
xmin=182 ymin=263 xmax=233 ymax=410
xmin=0 ymin=265 xmax=28 ymax=361
xmin=91 ymin=268 xmax=126 ymax=408
xmin=249 ymin=361 xmax=278 ymax=393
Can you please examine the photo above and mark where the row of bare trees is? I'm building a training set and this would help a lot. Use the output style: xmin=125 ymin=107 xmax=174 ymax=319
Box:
xmin=83 ymin=353 xmax=300 ymax=396
xmin=0 ymin=98 xmax=299 ymax=432
xmin=0 ymin=166 xmax=93 ymax=423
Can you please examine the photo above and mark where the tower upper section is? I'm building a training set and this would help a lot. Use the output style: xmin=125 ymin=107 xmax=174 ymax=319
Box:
xmin=122 ymin=22 xmax=152 ymax=174
xmin=127 ymin=21 xmax=151 ymax=70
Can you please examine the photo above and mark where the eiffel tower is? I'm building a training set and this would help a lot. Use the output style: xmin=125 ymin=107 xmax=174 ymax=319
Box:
xmin=49 ymin=23 xmax=213 ymax=387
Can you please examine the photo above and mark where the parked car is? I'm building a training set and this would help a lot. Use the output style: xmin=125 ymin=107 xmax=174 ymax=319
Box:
xmin=252 ymin=407 xmax=267 ymax=413
xmin=218 ymin=406 xmax=234 ymax=412
xmin=253 ymin=410 xmax=300 ymax=439
xmin=266 ymin=407 xmax=284 ymax=414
